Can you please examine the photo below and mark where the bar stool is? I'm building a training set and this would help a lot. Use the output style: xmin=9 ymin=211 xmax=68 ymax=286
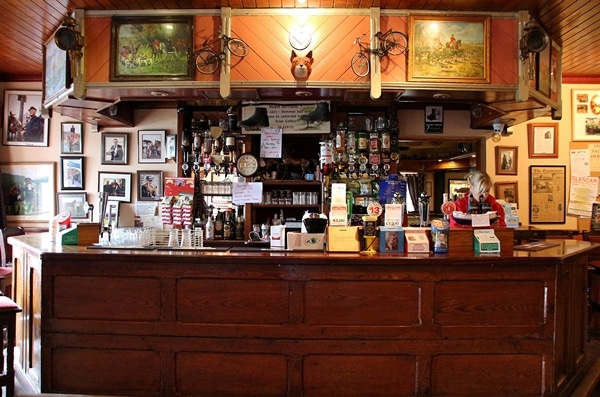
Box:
xmin=0 ymin=296 xmax=21 ymax=397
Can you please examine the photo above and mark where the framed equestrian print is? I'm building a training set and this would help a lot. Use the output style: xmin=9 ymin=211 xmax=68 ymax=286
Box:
xmin=110 ymin=15 xmax=194 ymax=81
xmin=61 ymin=122 xmax=83 ymax=154
xmin=137 ymin=170 xmax=163 ymax=201
xmin=408 ymin=15 xmax=490 ymax=84
xmin=138 ymin=130 xmax=166 ymax=163
xmin=3 ymin=90 xmax=49 ymax=146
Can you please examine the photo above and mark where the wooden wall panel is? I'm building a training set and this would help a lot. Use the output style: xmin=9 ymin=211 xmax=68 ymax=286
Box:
xmin=490 ymin=17 xmax=518 ymax=85
xmin=381 ymin=15 xmax=409 ymax=83
xmin=193 ymin=16 xmax=221 ymax=82
xmin=84 ymin=17 xmax=111 ymax=83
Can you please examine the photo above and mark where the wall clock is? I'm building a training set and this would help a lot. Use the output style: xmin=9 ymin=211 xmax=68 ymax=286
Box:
xmin=289 ymin=27 xmax=312 ymax=50
xmin=236 ymin=153 xmax=259 ymax=177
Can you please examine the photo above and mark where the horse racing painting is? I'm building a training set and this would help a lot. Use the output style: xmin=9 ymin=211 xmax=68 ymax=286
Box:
xmin=110 ymin=16 xmax=194 ymax=81
xmin=408 ymin=15 xmax=490 ymax=83
xmin=3 ymin=90 xmax=49 ymax=146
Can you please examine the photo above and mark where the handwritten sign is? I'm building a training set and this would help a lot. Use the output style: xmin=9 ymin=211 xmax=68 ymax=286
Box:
xmin=240 ymin=102 xmax=331 ymax=134
xmin=232 ymin=182 xmax=263 ymax=204
xmin=260 ymin=128 xmax=283 ymax=158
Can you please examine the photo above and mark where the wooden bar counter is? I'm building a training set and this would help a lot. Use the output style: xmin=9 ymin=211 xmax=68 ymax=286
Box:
xmin=8 ymin=234 xmax=599 ymax=396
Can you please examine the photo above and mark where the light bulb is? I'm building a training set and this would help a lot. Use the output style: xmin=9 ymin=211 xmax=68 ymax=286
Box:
xmin=492 ymin=132 xmax=502 ymax=142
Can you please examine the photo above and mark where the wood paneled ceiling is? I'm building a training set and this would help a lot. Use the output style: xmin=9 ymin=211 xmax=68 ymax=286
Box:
xmin=2 ymin=0 xmax=598 ymax=82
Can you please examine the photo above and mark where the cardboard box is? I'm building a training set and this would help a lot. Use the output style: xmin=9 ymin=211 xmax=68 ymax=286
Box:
xmin=58 ymin=227 xmax=78 ymax=245
xmin=474 ymin=229 xmax=500 ymax=254
xmin=287 ymin=232 xmax=325 ymax=250
xmin=447 ymin=228 xmax=514 ymax=254
xmin=379 ymin=226 xmax=405 ymax=253
xmin=404 ymin=228 xmax=429 ymax=253
xmin=506 ymin=215 xmax=519 ymax=229
xmin=327 ymin=226 xmax=360 ymax=252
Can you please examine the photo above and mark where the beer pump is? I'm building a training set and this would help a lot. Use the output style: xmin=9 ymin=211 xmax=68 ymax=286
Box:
xmin=181 ymin=128 xmax=192 ymax=177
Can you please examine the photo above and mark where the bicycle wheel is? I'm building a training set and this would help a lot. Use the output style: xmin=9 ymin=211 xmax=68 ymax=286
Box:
xmin=227 ymin=38 xmax=249 ymax=57
xmin=195 ymin=49 xmax=219 ymax=74
xmin=351 ymin=52 xmax=370 ymax=77
xmin=384 ymin=31 xmax=408 ymax=56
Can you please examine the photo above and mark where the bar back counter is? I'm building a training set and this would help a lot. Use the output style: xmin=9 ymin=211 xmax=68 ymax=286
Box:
xmin=8 ymin=234 xmax=598 ymax=396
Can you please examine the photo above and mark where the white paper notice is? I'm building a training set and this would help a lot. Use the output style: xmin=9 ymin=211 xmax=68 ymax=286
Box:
xmin=331 ymin=183 xmax=347 ymax=204
xmin=384 ymin=203 xmax=404 ymax=227
xmin=471 ymin=213 xmax=491 ymax=227
xmin=568 ymin=175 xmax=599 ymax=216
xmin=570 ymin=149 xmax=590 ymax=177
xmin=260 ymin=128 xmax=283 ymax=158
xmin=135 ymin=201 xmax=158 ymax=217
xmin=232 ymin=182 xmax=263 ymax=204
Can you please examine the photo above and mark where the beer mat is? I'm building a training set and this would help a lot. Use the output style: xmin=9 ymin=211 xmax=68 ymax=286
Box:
xmin=514 ymin=241 xmax=561 ymax=251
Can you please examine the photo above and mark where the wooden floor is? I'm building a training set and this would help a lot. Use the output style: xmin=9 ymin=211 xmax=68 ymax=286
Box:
xmin=10 ymin=338 xmax=600 ymax=397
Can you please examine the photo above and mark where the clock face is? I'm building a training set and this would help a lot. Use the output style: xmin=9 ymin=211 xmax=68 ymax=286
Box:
xmin=289 ymin=27 xmax=312 ymax=50
xmin=236 ymin=153 xmax=259 ymax=177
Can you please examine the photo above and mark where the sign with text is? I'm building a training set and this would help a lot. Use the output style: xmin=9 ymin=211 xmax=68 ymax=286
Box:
xmin=259 ymin=128 xmax=283 ymax=158
xmin=240 ymin=102 xmax=331 ymax=134
xmin=232 ymin=182 xmax=263 ymax=204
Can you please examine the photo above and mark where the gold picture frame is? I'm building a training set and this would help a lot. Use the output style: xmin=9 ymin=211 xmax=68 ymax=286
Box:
xmin=408 ymin=15 xmax=490 ymax=83
xmin=494 ymin=181 xmax=518 ymax=206
xmin=527 ymin=122 xmax=558 ymax=158
xmin=495 ymin=146 xmax=518 ymax=176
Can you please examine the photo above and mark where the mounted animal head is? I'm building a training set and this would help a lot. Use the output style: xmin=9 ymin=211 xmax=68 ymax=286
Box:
xmin=290 ymin=50 xmax=313 ymax=81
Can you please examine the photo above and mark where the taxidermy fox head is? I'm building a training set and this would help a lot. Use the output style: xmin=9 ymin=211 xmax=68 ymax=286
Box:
xmin=290 ymin=50 xmax=313 ymax=81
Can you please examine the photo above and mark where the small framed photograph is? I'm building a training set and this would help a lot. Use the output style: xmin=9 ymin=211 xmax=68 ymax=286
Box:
xmin=448 ymin=179 xmax=470 ymax=201
xmin=494 ymin=181 xmax=518 ymax=206
xmin=3 ymin=90 xmax=49 ymax=146
xmin=98 ymin=172 xmax=132 ymax=202
xmin=528 ymin=122 xmax=558 ymax=158
xmin=1 ymin=162 xmax=55 ymax=221
xmin=61 ymin=122 xmax=83 ymax=154
xmin=495 ymin=146 xmax=518 ymax=175
xmin=138 ymin=130 xmax=166 ymax=163
xmin=572 ymin=90 xmax=600 ymax=141
xmin=60 ymin=156 xmax=84 ymax=190
xmin=56 ymin=192 xmax=88 ymax=219
xmin=166 ymin=135 xmax=177 ymax=159
xmin=137 ymin=170 xmax=163 ymax=201
xmin=101 ymin=133 xmax=128 ymax=165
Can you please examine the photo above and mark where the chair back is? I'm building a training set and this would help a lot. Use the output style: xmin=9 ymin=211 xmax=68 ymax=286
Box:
xmin=0 ymin=227 xmax=25 ymax=267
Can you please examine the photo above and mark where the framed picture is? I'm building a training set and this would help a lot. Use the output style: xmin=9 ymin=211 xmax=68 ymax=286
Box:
xmin=495 ymin=146 xmax=518 ymax=175
xmin=529 ymin=165 xmax=566 ymax=224
xmin=448 ymin=179 xmax=470 ymax=201
xmin=61 ymin=122 xmax=83 ymax=154
xmin=408 ymin=15 xmax=490 ymax=83
xmin=60 ymin=156 xmax=84 ymax=190
xmin=0 ymin=162 xmax=55 ymax=221
xmin=527 ymin=122 xmax=558 ymax=158
xmin=101 ymin=133 xmax=128 ymax=165
xmin=98 ymin=172 xmax=132 ymax=202
xmin=56 ymin=192 xmax=87 ymax=219
xmin=137 ymin=170 xmax=163 ymax=201
xmin=166 ymin=135 xmax=177 ymax=159
xmin=550 ymin=41 xmax=562 ymax=103
xmin=110 ymin=15 xmax=194 ymax=81
xmin=494 ymin=181 xmax=518 ymax=206
xmin=43 ymin=32 xmax=72 ymax=107
xmin=138 ymin=130 xmax=166 ymax=163
xmin=3 ymin=90 xmax=49 ymax=146
xmin=572 ymin=89 xmax=600 ymax=141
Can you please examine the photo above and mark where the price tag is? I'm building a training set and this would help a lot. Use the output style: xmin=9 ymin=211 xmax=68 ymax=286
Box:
xmin=330 ymin=204 xmax=348 ymax=226
xmin=384 ymin=203 xmax=403 ymax=226
xmin=367 ymin=201 xmax=383 ymax=218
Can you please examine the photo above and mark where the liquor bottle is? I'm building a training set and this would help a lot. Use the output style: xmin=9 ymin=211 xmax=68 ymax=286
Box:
xmin=335 ymin=123 xmax=346 ymax=154
xmin=357 ymin=131 xmax=368 ymax=153
xmin=223 ymin=210 xmax=232 ymax=240
xmin=205 ymin=215 xmax=214 ymax=240
xmin=369 ymin=131 xmax=379 ymax=154
xmin=346 ymin=130 xmax=356 ymax=156
xmin=214 ymin=211 xmax=224 ymax=240
xmin=381 ymin=131 xmax=391 ymax=155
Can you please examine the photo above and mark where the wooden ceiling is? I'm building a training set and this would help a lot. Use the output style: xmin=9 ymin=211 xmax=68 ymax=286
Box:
xmin=2 ymin=0 xmax=598 ymax=82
